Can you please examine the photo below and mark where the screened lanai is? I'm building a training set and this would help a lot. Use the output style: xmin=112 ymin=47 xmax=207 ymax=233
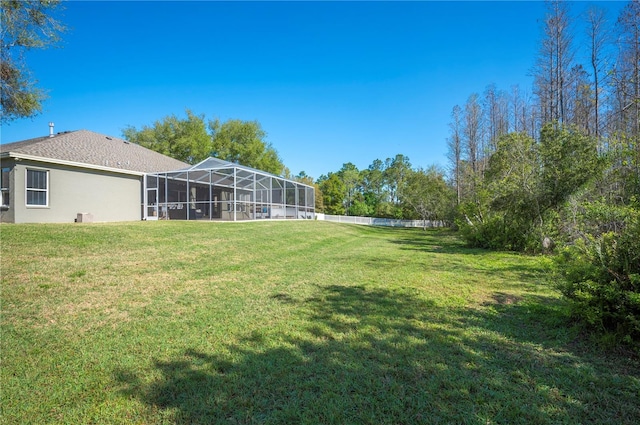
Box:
xmin=143 ymin=157 xmax=315 ymax=221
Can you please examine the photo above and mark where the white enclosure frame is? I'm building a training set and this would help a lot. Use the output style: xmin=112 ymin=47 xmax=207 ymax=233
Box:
xmin=143 ymin=157 xmax=315 ymax=221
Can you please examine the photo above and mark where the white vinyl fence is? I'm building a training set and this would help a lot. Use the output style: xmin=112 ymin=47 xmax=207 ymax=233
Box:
xmin=317 ymin=213 xmax=446 ymax=228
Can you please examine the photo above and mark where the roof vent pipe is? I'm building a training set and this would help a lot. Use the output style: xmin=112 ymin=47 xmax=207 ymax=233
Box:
xmin=48 ymin=122 xmax=54 ymax=137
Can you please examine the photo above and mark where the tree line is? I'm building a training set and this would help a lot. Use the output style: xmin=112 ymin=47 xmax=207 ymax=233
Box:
xmin=444 ymin=1 xmax=638 ymax=265
xmin=452 ymin=0 xmax=639 ymax=351
xmin=319 ymin=1 xmax=638 ymax=243
xmin=316 ymin=0 xmax=639 ymax=350
xmin=448 ymin=1 xmax=639 ymax=223
xmin=316 ymin=156 xmax=453 ymax=227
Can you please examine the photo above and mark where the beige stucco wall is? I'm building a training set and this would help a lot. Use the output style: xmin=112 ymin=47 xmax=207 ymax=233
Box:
xmin=2 ymin=159 xmax=142 ymax=223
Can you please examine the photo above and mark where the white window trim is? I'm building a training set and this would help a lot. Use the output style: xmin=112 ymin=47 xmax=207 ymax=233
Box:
xmin=25 ymin=168 xmax=49 ymax=208
xmin=1 ymin=167 xmax=9 ymax=207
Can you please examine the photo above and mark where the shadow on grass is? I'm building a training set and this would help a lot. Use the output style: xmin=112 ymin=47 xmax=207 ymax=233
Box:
xmin=116 ymin=285 xmax=640 ymax=424
xmin=383 ymin=227 xmax=474 ymax=254
xmin=380 ymin=227 xmax=551 ymax=284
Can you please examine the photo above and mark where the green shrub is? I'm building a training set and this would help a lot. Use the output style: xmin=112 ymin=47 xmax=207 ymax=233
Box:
xmin=456 ymin=202 xmax=554 ymax=253
xmin=553 ymin=210 xmax=640 ymax=351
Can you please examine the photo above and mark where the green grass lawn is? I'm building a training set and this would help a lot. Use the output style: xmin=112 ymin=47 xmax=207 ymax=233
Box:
xmin=1 ymin=221 xmax=638 ymax=424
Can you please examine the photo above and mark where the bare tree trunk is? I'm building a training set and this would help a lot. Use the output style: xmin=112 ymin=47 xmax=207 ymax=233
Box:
xmin=587 ymin=6 xmax=609 ymax=140
xmin=464 ymin=93 xmax=483 ymax=179
xmin=447 ymin=105 xmax=463 ymax=205
xmin=613 ymin=0 xmax=640 ymax=198
xmin=534 ymin=0 xmax=576 ymax=127
xmin=484 ymin=84 xmax=509 ymax=153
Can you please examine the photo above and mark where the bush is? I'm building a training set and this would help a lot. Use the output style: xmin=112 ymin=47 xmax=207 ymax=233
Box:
xmin=553 ymin=209 xmax=640 ymax=352
xmin=456 ymin=201 xmax=554 ymax=253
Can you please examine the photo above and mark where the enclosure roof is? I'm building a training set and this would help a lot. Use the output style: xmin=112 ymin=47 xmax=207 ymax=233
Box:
xmin=188 ymin=157 xmax=238 ymax=170
xmin=189 ymin=157 xmax=283 ymax=179
xmin=172 ymin=157 xmax=313 ymax=189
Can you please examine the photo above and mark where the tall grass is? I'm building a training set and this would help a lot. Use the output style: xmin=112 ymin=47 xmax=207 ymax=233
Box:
xmin=1 ymin=221 xmax=638 ymax=424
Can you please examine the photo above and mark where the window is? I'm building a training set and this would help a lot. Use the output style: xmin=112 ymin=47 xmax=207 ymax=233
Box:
xmin=1 ymin=167 xmax=9 ymax=207
xmin=26 ymin=169 xmax=48 ymax=207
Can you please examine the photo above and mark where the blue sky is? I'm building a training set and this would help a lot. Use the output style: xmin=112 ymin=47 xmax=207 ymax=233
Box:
xmin=1 ymin=1 xmax=627 ymax=179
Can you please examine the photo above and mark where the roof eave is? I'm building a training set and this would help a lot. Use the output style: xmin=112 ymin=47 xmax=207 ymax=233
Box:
xmin=0 ymin=152 xmax=145 ymax=176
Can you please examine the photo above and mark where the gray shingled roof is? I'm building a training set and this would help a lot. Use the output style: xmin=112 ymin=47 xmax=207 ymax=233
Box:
xmin=0 ymin=130 xmax=189 ymax=173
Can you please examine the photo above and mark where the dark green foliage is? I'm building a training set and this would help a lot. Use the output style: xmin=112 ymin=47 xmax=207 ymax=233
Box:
xmin=539 ymin=124 xmax=602 ymax=210
xmin=123 ymin=109 xmax=211 ymax=164
xmin=1 ymin=0 xmax=66 ymax=123
xmin=318 ymin=173 xmax=346 ymax=215
xmin=123 ymin=112 xmax=285 ymax=173
xmin=209 ymin=119 xmax=285 ymax=175
xmin=445 ymin=1 xmax=640 ymax=353
xmin=458 ymin=125 xmax=600 ymax=252
xmin=457 ymin=207 xmax=534 ymax=252
xmin=317 ymin=155 xmax=457 ymax=220
xmin=601 ymin=133 xmax=640 ymax=204
xmin=336 ymin=162 xmax=361 ymax=214
xmin=401 ymin=166 xmax=454 ymax=227
xmin=347 ymin=195 xmax=373 ymax=216
xmin=553 ymin=209 xmax=640 ymax=352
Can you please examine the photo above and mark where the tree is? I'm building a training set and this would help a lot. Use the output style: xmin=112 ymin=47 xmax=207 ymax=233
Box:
xmin=509 ymin=85 xmax=538 ymax=138
xmin=209 ymin=119 xmax=284 ymax=175
xmin=384 ymin=154 xmax=412 ymax=208
xmin=1 ymin=0 xmax=65 ymax=124
xmin=483 ymin=84 xmax=509 ymax=152
xmin=585 ymin=5 xmax=610 ymax=139
xmin=486 ymin=133 xmax=539 ymax=214
xmin=566 ymin=64 xmax=594 ymax=135
xmin=441 ymin=0 xmax=639 ymax=349
xmin=348 ymin=193 xmax=373 ymax=217
xmin=611 ymin=0 xmax=640 ymax=198
xmin=534 ymin=0 xmax=575 ymax=125
xmin=123 ymin=110 xmax=211 ymax=164
xmin=464 ymin=94 xmax=482 ymax=175
xmin=401 ymin=166 xmax=453 ymax=229
xmin=336 ymin=162 xmax=361 ymax=215
xmin=456 ymin=132 xmax=542 ymax=251
xmin=459 ymin=124 xmax=599 ymax=252
xmin=539 ymin=123 xmax=601 ymax=211
xmin=293 ymin=171 xmax=312 ymax=185
xmin=314 ymin=183 xmax=325 ymax=213
xmin=612 ymin=0 xmax=640 ymax=138
xmin=484 ymin=132 xmax=542 ymax=250
xmin=295 ymin=171 xmax=324 ymax=213
xmin=463 ymin=93 xmax=483 ymax=200
xmin=361 ymin=159 xmax=387 ymax=215
xmin=318 ymin=173 xmax=346 ymax=215
xmin=447 ymin=105 xmax=464 ymax=205
xmin=124 ymin=112 xmax=287 ymax=174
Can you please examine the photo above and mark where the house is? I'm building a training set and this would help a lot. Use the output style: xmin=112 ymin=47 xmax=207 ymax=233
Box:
xmin=0 ymin=129 xmax=189 ymax=223
xmin=0 ymin=129 xmax=315 ymax=223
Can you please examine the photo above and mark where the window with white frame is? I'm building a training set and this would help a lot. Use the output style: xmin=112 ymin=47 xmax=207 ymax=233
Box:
xmin=1 ymin=167 xmax=9 ymax=207
xmin=26 ymin=169 xmax=48 ymax=207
